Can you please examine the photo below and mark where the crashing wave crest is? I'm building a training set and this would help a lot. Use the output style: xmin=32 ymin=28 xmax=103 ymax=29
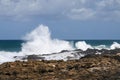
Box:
xmin=0 ymin=24 xmax=120 ymax=63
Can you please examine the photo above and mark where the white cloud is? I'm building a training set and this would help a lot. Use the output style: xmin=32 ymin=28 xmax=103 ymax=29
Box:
xmin=67 ymin=8 xmax=95 ymax=20
xmin=0 ymin=0 xmax=120 ymax=21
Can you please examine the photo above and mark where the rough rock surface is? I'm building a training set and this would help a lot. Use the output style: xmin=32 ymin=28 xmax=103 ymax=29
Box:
xmin=14 ymin=49 xmax=120 ymax=61
xmin=0 ymin=53 xmax=120 ymax=80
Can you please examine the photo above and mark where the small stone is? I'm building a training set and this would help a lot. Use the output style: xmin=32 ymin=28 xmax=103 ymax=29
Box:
xmin=116 ymin=53 xmax=120 ymax=56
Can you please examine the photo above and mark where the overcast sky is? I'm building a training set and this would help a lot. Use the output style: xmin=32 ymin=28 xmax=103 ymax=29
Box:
xmin=0 ymin=0 xmax=120 ymax=40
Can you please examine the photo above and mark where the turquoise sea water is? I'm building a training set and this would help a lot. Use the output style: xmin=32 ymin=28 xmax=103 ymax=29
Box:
xmin=0 ymin=40 xmax=23 ymax=52
xmin=0 ymin=40 xmax=120 ymax=52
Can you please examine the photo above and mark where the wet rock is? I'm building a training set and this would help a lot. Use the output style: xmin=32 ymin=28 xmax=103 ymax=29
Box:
xmin=60 ymin=50 xmax=70 ymax=53
xmin=27 ymin=55 xmax=45 ymax=60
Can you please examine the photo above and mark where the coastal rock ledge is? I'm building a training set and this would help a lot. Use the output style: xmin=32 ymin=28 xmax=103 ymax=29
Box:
xmin=0 ymin=54 xmax=120 ymax=80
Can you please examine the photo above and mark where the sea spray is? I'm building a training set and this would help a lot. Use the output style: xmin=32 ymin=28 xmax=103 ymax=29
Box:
xmin=0 ymin=24 xmax=120 ymax=63
xmin=21 ymin=24 xmax=73 ymax=55
xmin=75 ymin=41 xmax=93 ymax=51
xmin=110 ymin=42 xmax=120 ymax=49
xmin=0 ymin=24 xmax=74 ymax=63
xmin=75 ymin=41 xmax=120 ymax=50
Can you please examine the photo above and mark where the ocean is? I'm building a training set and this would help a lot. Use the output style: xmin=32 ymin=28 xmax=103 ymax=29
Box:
xmin=0 ymin=40 xmax=120 ymax=52
xmin=0 ymin=24 xmax=120 ymax=63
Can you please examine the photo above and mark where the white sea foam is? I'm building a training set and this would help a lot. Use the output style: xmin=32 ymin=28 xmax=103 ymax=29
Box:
xmin=75 ymin=41 xmax=93 ymax=51
xmin=93 ymin=45 xmax=109 ymax=50
xmin=42 ymin=51 xmax=85 ymax=61
xmin=75 ymin=41 xmax=120 ymax=50
xmin=110 ymin=42 xmax=120 ymax=49
xmin=0 ymin=24 xmax=74 ymax=63
xmin=21 ymin=24 xmax=73 ymax=55
xmin=0 ymin=51 xmax=17 ymax=63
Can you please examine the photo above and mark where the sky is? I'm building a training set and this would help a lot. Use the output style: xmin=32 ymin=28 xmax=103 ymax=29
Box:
xmin=0 ymin=0 xmax=120 ymax=40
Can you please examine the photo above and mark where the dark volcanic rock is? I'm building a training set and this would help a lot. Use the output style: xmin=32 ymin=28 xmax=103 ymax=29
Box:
xmin=60 ymin=50 xmax=70 ymax=53
xmin=27 ymin=55 xmax=45 ymax=60
xmin=0 ymin=54 xmax=120 ymax=80
xmin=14 ymin=48 xmax=120 ymax=61
xmin=81 ymin=48 xmax=120 ymax=55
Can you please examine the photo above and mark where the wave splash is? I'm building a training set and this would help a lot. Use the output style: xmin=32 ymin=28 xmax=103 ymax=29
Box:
xmin=0 ymin=24 xmax=120 ymax=63
xmin=0 ymin=24 xmax=74 ymax=63
xmin=75 ymin=41 xmax=120 ymax=50
xmin=21 ymin=24 xmax=73 ymax=55
xmin=75 ymin=41 xmax=93 ymax=51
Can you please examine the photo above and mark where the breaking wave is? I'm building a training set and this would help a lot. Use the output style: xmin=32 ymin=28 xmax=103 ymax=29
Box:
xmin=75 ymin=41 xmax=120 ymax=50
xmin=75 ymin=41 xmax=93 ymax=51
xmin=0 ymin=24 xmax=120 ymax=63
xmin=0 ymin=24 xmax=74 ymax=63
xmin=21 ymin=24 xmax=73 ymax=55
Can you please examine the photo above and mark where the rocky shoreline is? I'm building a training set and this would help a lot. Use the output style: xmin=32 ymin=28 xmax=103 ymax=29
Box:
xmin=0 ymin=49 xmax=120 ymax=80
xmin=14 ymin=48 xmax=120 ymax=61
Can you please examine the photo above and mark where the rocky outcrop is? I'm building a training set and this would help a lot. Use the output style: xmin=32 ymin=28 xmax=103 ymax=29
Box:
xmin=14 ymin=48 xmax=120 ymax=61
xmin=0 ymin=53 xmax=120 ymax=80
